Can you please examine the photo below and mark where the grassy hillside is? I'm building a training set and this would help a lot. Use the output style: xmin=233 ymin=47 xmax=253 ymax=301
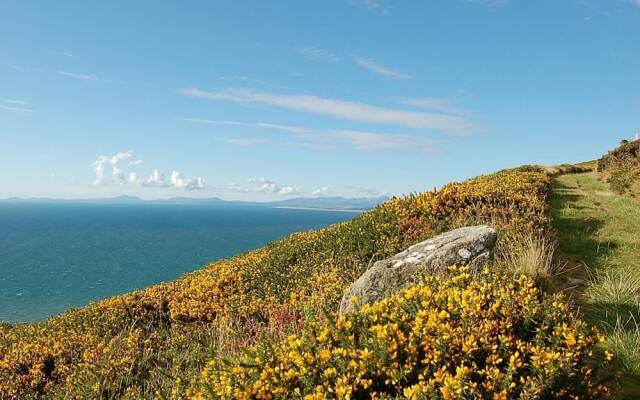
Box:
xmin=0 ymin=166 xmax=558 ymax=399
xmin=552 ymin=171 xmax=640 ymax=397
xmin=4 ymin=161 xmax=633 ymax=398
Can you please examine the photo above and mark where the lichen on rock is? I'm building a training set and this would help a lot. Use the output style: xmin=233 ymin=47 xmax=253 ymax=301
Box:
xmin=339 ymin=225 xmax=498 ymax=314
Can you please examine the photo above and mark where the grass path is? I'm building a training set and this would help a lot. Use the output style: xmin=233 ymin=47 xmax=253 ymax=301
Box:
xmin=551 ymin=172 xmax=640 ymax=397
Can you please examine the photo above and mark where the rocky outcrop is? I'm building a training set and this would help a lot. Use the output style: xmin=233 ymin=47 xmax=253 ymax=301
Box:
xmin=339 ymin=225 xmax=497 ymax=314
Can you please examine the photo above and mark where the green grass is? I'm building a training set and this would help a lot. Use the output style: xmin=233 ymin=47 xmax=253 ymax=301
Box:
xmin=551 ymin=171 xmax=640 ymax=397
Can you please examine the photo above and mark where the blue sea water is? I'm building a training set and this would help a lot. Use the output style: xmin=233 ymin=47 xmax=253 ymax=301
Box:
xmin=0 ymin=203 xmax=355 ymax=322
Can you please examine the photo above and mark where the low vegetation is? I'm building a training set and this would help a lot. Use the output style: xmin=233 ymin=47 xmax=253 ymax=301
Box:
xmin=597 ymin=139 xmax=640 ymax=196
xmin=183 ymin=268 xmax=610 ymax=399
xmin=551 ymin=157 xmax=640 ymax=397
xmin=0 ymin=166 xmax=559 ymax=398
xmin=8 ymin=154 xmax=640 ymax=398
xmin=497 ymin=234 xmax=562 ymax=293
xmin=0 ymin=155 xmax=640 ymax=399
xmin=545 ymin=161 xmax=595 ymax=176
xmin=6 ymin=147 xmax=640 ymax=398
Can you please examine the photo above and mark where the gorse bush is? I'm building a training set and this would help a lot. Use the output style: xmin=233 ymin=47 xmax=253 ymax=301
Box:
xmin=0 ymin=167 xmax=555 ymax=398
xmin=597 ymin=140 xmax=640 ymax=172
xmin=183 ymin=268 xmax=611 ymax=400
xmin=597 ymin=139 xmax=640 ymax=195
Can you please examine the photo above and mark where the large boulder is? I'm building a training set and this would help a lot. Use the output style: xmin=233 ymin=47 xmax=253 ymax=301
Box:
xmin=339 ymin=225 xmax=497 ymax=314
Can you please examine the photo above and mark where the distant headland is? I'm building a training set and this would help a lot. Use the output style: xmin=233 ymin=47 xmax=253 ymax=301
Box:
xmin=0 ymin=195 xmax=390 ymax=212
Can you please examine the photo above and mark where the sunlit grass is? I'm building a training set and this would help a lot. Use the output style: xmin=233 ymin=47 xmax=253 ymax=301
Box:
xmin=551 ymin=170 xmax=640 ymax=397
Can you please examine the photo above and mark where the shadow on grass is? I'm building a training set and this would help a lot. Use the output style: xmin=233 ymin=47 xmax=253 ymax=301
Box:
xmin=583 ymin=303 xmax=640 ymax=333
xmin=552 ymin=177 xmax=640 ymax=396
xmin=550 ymin=179 xmax=618 ymax=274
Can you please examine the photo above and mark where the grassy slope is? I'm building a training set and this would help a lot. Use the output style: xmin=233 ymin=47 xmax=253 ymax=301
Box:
xmin=551 ymin=171 xmax=640 ymax=397
xmin=0 ymin=167 xmax=551 ymax=399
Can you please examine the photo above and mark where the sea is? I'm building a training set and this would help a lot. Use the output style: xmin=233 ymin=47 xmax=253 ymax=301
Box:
xmin=0 ymin=202 xmax=356 ymax=323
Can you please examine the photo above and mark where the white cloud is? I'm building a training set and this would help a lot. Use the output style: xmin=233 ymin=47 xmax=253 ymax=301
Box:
xmin=0 ymin=105 xmax=32 ymax=113
xmin=355 ymin=57 xmax=412 ymax=80
xmin=246 ymin=177 xmax=300 ymax=195
xmin=226 ymin=181 xmax=247 ymax=193
xmin=58 ymin=71 xmax=101 ymax=82
xmin=127 ymin=170 xmax=168 ymax=187
xmin=140 ymin=169 xmax=169 ymax=188
xmin=170 ymin=170 xmax=206 ymax=191
xmin=312 ymin=186 xmax=333 ymax=196
xmin=92 ymin=151 xmax=205 ymax=190
xmin=224 ymin=138 xmax=272 ymax=146
xmin=334 ymin=130 xmax=436 ymax=153
xmin=93 ymin=150 xmax=136 ymax=185
xmin=178 ymin=88 xmax=475 ymax=134
xmin=127 ymin=172 xmax=139 ymax=184
xmin=227 ymin=179 xmax=383 ymax=199
xmin=623 ymin=0 xmax=640 ymax=5
xmin=184 ymin=119 xmax=440 ymax=155
xmin=277 ymin=185 xmax=299 ymax=195
xmin=1 ymin=99 xmax=32 ymax=113
xmin=248 ymin=177 xmax=276 ymax=193
xmin=397 ymin=98 xmax=466 ymax=116
xmin=298 ymin=47 xmax=340 ymax=63
xmin=184 ymin=119 xmax=311 ymax=135
xmin=2 ymin=99 xmax=28 ymax=106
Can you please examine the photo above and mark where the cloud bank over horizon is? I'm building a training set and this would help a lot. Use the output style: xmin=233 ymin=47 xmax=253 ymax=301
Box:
xmin=92 ymin=151 xmax=206 ymax=191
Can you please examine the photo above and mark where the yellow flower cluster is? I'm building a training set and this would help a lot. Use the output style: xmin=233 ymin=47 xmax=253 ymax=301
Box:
xmin=391 ymin=166 xmax=550 ymax=244
xmin=184 ymin=268 xmax=610 ymax=399
xmin=0 ymin=166 xmax=554 ymax=398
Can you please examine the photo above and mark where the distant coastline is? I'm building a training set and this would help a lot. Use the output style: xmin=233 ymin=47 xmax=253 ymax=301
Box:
xmin=0 ymin=195 xmax=389 ymax=212
xmin=274 ymin=206 xmax=364 ymax=213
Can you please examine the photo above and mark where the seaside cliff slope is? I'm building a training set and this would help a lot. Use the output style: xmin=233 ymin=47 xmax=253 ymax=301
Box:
xmin=0 ymin=162 xmax=625 ymax=398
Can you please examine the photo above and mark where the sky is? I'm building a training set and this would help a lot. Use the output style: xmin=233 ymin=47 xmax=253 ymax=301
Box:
xmin=1 ymin=0 xmax=638 ymax=201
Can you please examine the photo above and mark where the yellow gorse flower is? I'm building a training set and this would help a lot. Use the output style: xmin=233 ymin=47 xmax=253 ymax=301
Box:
xmin=188 ymin=270 xmax=610 ymax=399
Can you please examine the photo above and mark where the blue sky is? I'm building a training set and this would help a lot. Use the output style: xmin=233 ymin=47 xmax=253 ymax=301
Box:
xmin=1 ymin=0 xmax=638 ymax=200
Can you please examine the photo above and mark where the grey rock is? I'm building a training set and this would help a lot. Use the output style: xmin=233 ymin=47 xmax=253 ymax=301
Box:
xmin=339 ymin=225 xmax=497 ymax=314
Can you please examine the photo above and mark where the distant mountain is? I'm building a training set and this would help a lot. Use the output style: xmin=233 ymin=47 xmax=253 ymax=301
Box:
xmin=1 ymin=195 xmax=389 ymax=211
xmin=146 ymin=197 xmax=226 ymax=205
xmin=266 ymin=196 xmax=389 ymax=211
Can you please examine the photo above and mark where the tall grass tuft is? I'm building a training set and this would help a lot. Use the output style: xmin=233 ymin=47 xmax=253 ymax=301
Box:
xmin=587 ymin=269 xmax=640 ymax=310
xmin=499 ymin=234 xmax=563 ymax=292
xmin=607 ymin=315 xmax=640 ymax=378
